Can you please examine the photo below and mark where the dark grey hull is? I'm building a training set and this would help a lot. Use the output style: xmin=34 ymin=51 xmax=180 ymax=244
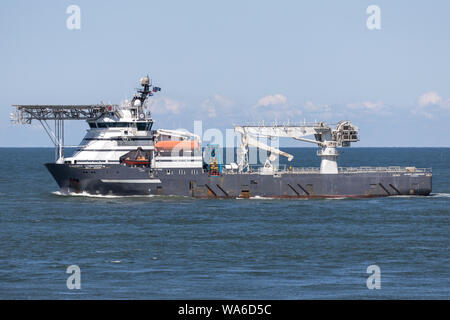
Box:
xmin=45 ymin=163 xmax=432 ymax=198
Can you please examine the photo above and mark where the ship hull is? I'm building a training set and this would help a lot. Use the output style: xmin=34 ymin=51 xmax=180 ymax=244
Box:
xmin=45 ymin=163 xmax=432 ymax=198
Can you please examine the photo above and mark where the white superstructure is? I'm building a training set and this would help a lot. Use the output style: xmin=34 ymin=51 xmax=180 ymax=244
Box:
xmin=66 ymin=77 xmax=202 ymax=168
xmin=12 ymin=76 xmax=202 ymax=169
xmin=66 ymin=106 xmax=154 ymax=164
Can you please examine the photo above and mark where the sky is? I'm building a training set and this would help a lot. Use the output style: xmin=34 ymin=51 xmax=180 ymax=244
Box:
xmin=1 ymin=0 xmax=450 ymax=147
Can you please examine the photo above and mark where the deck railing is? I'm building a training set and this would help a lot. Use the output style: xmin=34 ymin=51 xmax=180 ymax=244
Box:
xmin=337 ymin=166 xmax=432 ymax=173
xmin=223 ymin=166 xmax=432 ymax=175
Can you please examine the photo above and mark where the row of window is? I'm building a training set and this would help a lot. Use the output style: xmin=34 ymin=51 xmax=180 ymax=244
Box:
xmin=165 ymin=169 xmax=201 ymax=175
xmin=88 ymin=122 xmax=152 ymax=131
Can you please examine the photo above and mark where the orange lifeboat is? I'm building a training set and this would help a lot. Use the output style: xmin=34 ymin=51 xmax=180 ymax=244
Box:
xmin=123 ymin=156 xmax=150 ymax=166
xmin=155 ymin=140 xmax=199 ymax=151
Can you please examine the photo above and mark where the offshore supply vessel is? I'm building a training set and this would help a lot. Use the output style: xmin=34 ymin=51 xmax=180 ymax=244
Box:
xmin=11 ymin=76 xmax=432 ymax=198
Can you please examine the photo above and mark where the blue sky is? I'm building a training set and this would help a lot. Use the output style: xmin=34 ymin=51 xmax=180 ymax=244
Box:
xmin=1 ymin=0 xmax=450 ymax=147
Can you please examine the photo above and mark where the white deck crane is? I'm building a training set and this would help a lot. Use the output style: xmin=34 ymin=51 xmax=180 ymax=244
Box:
xmin=234 ymin=121 xmax=359 ymax=174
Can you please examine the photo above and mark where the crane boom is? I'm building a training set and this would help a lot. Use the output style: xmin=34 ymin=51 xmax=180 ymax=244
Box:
xmin=234 ymin=121 xmax=359 ymax=174
xmin=244 ymin=134 xmax=293 ymax=161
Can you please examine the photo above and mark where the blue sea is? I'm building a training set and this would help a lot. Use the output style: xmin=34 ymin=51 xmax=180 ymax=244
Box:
xmin=0 ymin=148 xmax=448 ymax=299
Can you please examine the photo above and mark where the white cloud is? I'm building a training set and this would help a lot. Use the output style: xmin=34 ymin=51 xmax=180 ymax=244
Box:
xmin=201 ymin=94 xmax=235 ymax=118
xmin=303 ymin=100 xmax=322 ymax=112
xmin=255 ymin=94 xmax=287 ymax=107
xmin=212 ymin=94 xmax=234 ymax=107
xmin=444 ymin=100 xmax=450 ymax=109
xmin=417 ymin=91 xmax=442 ymax=108
xmin=267 ymin=108 xmax=302 ymax=119
xmin=414 ymin=91 xmax=450 ymax=118
xmin=300 ymin=101 xmax=338 ymax=119
xmin=347 ymin=101 xmax=384 ymax=111
xmin=251 ymin=94 xmax=303 ymax=120
xmin=200 ymin=98 xmax=217 ymax=118
xmin=163 ymin=98 xmax=182 ymax=114
xmin=148 ymin=97 xmax=183 ymax=114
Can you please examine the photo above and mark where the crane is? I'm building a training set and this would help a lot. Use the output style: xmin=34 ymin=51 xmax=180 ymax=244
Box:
xmin=234 ymin=121 xmax=359 ymax=174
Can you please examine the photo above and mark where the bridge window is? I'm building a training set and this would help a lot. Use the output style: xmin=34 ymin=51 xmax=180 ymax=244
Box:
xmin=136 ymin=122 xmax=146 ymax=131
xmin=136 ymin=122 xmax=152 ymax=131
xmin=95 ymin=122 xmax=135 ymax=128
xmin=91 ymin=122 xmax=152 ymax=129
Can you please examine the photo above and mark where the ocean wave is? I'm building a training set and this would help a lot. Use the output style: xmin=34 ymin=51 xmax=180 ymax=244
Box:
xmin=430 ymin=193 xmax=450 ymax=198
xmin=389 ymin=195 xmax=421 ymax=198
xmin=247 ymin=196 xmax=312 ymax=200
xmin=51 ymin=191 xmax=450 ymax=200
xmin=249 ymin=196 xmax=277 ymax=200
xmin=51 ymin=190 xmax=155 ymax=199
xmin=389 ymin=193 xmax=450 ymax=198
xmin=248 ymin=195 xmax=352 ymax=200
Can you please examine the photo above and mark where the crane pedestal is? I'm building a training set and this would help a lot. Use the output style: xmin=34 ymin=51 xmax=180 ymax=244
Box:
xmin=318 ymin=146 xmax=339 ymax=174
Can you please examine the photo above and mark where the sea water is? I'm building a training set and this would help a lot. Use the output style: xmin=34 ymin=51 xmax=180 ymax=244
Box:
xmin=0 ymin=148 xmax=448 ymax=299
